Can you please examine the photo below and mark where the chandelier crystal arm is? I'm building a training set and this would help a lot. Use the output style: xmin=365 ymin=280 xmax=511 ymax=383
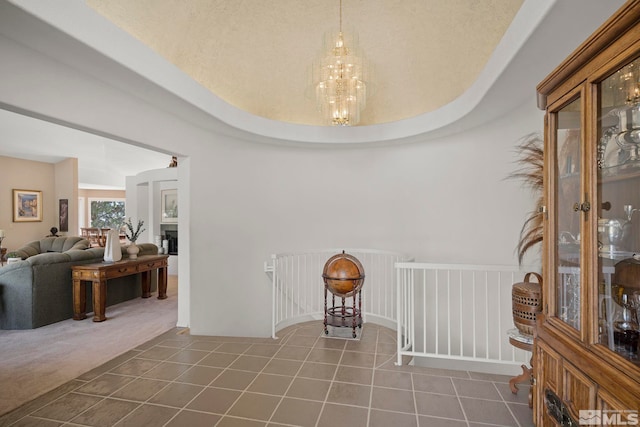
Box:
xmin=311 ymin=0 xmax=368 ymax=126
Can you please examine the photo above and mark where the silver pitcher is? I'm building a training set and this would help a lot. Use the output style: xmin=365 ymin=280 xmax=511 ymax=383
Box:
xmin=599 ymin=204 xmax=637 ymax=252
xmin=598 ymin=218 xmax=632 ymax=252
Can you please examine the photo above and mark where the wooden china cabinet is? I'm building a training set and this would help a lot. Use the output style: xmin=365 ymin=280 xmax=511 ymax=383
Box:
xmin=534 ymin=2 xmax=640 ymax=425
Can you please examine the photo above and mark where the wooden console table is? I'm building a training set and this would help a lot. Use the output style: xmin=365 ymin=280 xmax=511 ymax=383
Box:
xmin=72 ymin=255 xmax=169 ymax=322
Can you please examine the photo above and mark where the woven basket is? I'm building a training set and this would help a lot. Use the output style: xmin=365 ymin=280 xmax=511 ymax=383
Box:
xmin=512 ymin=272 xmax=542 ymax=336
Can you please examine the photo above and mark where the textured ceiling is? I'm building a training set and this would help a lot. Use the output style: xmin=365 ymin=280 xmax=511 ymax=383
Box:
xmin=85 ymin=0 xmax=523 ymax=126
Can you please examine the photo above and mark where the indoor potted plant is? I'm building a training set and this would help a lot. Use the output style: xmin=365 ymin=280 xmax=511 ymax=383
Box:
xmin=508 ymin=133 xmax=544 ymax=337
xmin=6 ymin=252 xmax=22 ymax=264
xmin=509 ymin=133 xmax=544 ymax=265
xmin=123 ymin=218 xmax=145 ymax=259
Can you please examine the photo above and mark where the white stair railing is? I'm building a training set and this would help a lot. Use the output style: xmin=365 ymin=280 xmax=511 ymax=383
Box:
xmin=264 ymin=249 xmax=412 ymax=338
xmin=265 ymin=251 xmax=540 ymax=372
xmin=395 ymin=262 xmax=539 ymax=370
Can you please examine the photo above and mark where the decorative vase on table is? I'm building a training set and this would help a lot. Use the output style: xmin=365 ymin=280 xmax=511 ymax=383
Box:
xmin=126 ymin=243 xmax=140 ymax=259
xmin=123 ymin=217 xmax=145 ymax=260
xmin=103 ymin=229 xmax=122 ymax=262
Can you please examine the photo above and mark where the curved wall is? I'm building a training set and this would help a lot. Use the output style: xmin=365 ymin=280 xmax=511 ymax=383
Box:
xmin=187 ymin=98 xmax=543 ymax=336
xmin=0 ymin=9 xmax=544 ymax=337
xmin=0 ymin=0 xmax=581 ymax=337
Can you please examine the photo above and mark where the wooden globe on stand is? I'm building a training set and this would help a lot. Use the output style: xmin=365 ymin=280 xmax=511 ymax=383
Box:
xmin=323 ymin=252 xmax=365 ymax=297
xmin=322 ymin=251 xmax=365 ymax=338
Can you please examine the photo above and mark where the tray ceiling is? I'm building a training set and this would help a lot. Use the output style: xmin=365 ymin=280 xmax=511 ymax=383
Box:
xmin=85 ymin=0 xmax=523 ymax=126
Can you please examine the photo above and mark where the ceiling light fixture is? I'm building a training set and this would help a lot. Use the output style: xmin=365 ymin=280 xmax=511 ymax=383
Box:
xmin=312 ymin=0 xmax=368 ymax=126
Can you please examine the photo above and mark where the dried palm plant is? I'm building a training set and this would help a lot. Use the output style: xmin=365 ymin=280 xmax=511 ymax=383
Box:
xmin=508 ymin=133 xmax=544 ymax=265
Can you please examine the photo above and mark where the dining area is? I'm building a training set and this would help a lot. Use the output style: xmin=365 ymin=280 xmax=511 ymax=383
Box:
xmin=80 ymin=227 xmax=126 ymax=247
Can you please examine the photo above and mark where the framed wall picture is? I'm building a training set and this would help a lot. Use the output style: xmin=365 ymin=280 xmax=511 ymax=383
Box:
xmin=13 ymin=189 xmax=43 ymax=222
xmin=161 ymin=189 xmax=178 ymax=223
xmin=59 ymin=199 xmax=69 ymax=232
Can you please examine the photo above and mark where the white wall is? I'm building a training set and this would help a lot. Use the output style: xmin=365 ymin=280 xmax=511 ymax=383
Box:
xmin=0 ymin=4 xmax=544 ymax=337
xmin=125 ymin=167 xmax=178 ymax=244
xmin=0 ymin=41 xmax=544 ymax=336
xmin=187 ymin=99 xmax=543 ymax=336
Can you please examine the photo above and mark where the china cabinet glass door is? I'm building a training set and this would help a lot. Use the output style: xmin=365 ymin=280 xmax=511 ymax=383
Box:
xmin=597 ymin=57 xmax=640 ymax=363
xmin=555 ymin=97 xmax=582 ymax=331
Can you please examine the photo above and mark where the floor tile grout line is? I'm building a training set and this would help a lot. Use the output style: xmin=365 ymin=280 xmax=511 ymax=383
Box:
xmin=68 ymin=336 xmax=220 ymax=427
xmin=6 ymin=347 xmax=153 ymax=427
xmin=365 ymin=327 xmax=379 ymax=426
xmin=457 ymin=376 xmax=527 ymax=426
xmin=153 ymin=356 xmax=226 ymax=427
xmin=210 ymin=343 xmax=277 ymax=425
xmin=314 ymin=325 xmax=350 ymax=427
xmin=409 ymin=387 xmax=493 ymax=400
xmin=76 ymin=398 xmax=144 ymax=427
xmin=70 ymin=333 xmax=239 ymax=427
xmin=1 ymin=329 xmax=177 ymax=425
xmin=159 ymin=333 xmax=278 ymax=427
xmin=19 ymin=339 xmax=403 ymax=426
xmin=411 ymin=371 xmax=421 ymax=427
xmin=274 ymin=324 xmax=350 ymax=423
xmin=263 ymin=324 xmax=329 ymax=426
xmin=2 ymin=322 xmax=533 ymax=427
xmin=210 ymin=324 xmax=303 ymax=426
xmin=450 ymin=372 xmax=471 ymax=427
xmin=492 ymin=380 xmax=526 ymax=427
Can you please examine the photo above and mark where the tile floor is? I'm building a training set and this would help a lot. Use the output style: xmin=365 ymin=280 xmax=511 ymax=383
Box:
xmin=0 ymin=321 xmax=534 ymax=427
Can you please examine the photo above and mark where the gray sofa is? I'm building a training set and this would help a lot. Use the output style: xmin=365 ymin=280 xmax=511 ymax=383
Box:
xmin=0 ymin=236 xmax=159 ymax=329
xmin=11 ymin=236 xmax=91 ymax=259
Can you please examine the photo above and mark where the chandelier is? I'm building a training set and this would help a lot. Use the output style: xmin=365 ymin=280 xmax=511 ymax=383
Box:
xmin=312 ymin=0 xmax=368 ymax=126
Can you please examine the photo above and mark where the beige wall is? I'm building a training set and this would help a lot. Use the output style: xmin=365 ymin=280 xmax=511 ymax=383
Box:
xmin=0 ymin=156 xmax=131 ymax=248
xmin=0 ymin=156 xmax=82 ymax=251
xmin=54 ymin=158 xmax=78 ymax=237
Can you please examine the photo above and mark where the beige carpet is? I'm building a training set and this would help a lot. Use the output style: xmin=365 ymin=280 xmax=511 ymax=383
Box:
xmin=0 ymin=275 xmax=178 ymax=416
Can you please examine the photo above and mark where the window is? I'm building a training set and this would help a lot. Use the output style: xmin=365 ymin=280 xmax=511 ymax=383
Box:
xmin=89 ymin=198 xmax=125 ymax=228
